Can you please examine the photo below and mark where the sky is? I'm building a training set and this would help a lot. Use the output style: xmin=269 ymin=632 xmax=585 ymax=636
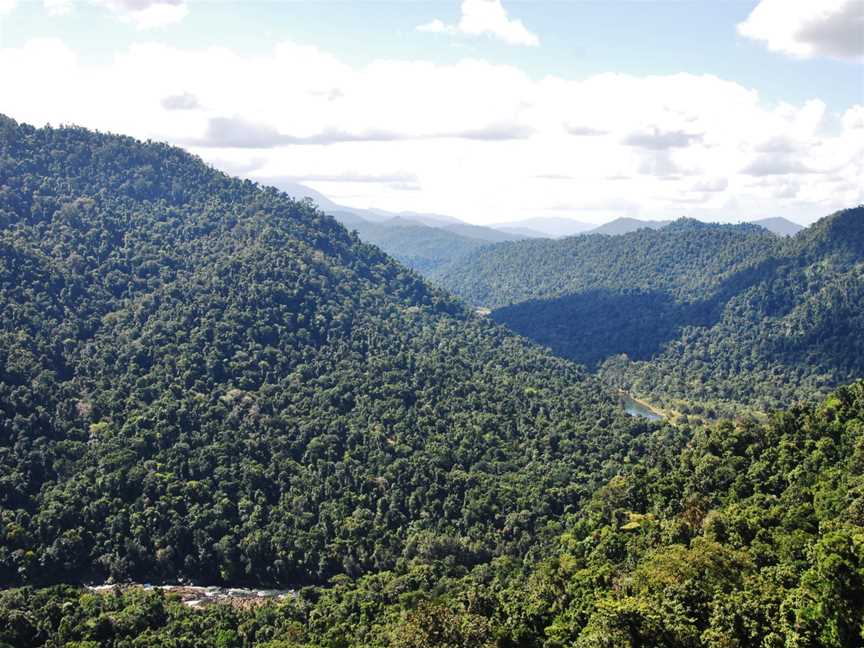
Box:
xmin=1 ymin=0 xmax=862 ymax=226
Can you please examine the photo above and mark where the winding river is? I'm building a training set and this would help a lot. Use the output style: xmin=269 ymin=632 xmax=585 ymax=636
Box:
xmin=620 ymin=393 xmax=664 ymax=421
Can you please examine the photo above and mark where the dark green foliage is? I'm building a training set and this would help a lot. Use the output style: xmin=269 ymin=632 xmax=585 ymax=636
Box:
xmin=433 ymin=218 xmax=780 ymax=309
xmin=0 ymin=116 xmax=643 ymax=587
xmin=5 ymin=382 xmax=863 ymax=647
xmin=435 ymin=211 xmax=864 ymax=411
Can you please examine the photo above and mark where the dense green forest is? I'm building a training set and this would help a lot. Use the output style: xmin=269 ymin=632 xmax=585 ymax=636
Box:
xmin=0 ymin=116 xmax=648 ymax=588
xmin=435 ymin=212 xmax=864 ymax=413
xmin=433 ymin=219 xmax=781 ymax=308
xmin=3 ymin=381 xmax=862 ymax=647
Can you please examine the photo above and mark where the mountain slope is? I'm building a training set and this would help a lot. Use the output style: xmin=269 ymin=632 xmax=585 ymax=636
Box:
xmin=609 ymin=207 xmax=863 ymax=410
xmin=434 ymin=218 xmax=780 ymax=308
xmin=4 ymin=381 xmax=862 ymax=647
xmin=0 ymin=116 xmax=645 ymax=587
xmin=435 ymin=212 xmax=864 ymax=411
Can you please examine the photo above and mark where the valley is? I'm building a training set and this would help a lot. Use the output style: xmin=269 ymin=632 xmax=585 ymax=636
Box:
xmin=1 ymin=0 xmax=862 ymax=643
xmin=0 ymin=117 xmax=861 ymax=647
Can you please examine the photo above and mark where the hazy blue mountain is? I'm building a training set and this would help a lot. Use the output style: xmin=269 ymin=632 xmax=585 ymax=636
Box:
xmin=364 ymin=208 xmax=463 ymax=227
xmin=440 ymin=222 xmax=524 ymax=243
xmin=751 ymin=216 xmax=805 ymax=236
xmin=490 ymin=217 xmax=594 ymax=238
xmin=249 ymin=180 xmax=521 ymax=266
xmin=494 ymin=225 xmax=551 ymax=238
xmin=586 ymin=217 xmax=673 ymax=235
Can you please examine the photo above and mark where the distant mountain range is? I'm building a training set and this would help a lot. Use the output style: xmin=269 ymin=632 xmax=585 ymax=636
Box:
xmin=489 ymin=217 xmax=594 ymax=238
xmin=251 ymin=179 xmax=806 ymax=273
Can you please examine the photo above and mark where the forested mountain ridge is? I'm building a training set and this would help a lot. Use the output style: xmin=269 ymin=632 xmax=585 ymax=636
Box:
xmin=613 ymin=206 xmax=864 ymax=411
xmin=0 ymin=116 xmax=649 ymax=588
xmin=434 ymin=209 xmax=864 ymax=412
xmin=433 ymin=218 xmax=781 ymax=309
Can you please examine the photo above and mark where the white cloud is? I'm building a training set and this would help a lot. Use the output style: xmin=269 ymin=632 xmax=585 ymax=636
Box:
xmin=43 ymin=0 xmax=73 ymax=15
xmin=161 ymin=92 xmax=200 ymax=111
xmin=416 ymin=18 xmax=448 ymax=34
xmin=120 ymin=1 xmax=187 ymax=29
xmin=692 ymin=177 xmax=729 ymax=192
xmin=738 ymin=0 xmax=864 ymax=61
xmin=45 ymin=0 xmax=189 ymax=28
xmin=416 ymin=0 xmax=539 ymax=47
xmin=843 ymin=104 xmax=864 ymax=130
xmin=623 ymin=128 xmax=703 ymax=150
xmin=1 ymin=38 xmax=860 ymax=225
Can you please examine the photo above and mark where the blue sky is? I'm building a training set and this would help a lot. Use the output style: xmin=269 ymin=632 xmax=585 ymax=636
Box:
xmin=1 ymin=0 xmax=862 ymax=225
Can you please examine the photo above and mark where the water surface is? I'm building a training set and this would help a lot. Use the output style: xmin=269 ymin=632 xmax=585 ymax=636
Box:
xmin=621 ymin=393 xmax=663 ymax=421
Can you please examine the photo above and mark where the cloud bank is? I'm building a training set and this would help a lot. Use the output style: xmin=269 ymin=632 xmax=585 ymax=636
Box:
xmin=36 ymin=0 xmax=188 ymax=28
xmin=1 ymin=38 xmax=860 ymax=224
xmin=738 ymin=0 xmax=864 ymax=61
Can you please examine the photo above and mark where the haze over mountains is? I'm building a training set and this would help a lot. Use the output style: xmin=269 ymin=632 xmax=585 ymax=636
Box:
xmin=264 ymin=179 xmax=806 ymax=274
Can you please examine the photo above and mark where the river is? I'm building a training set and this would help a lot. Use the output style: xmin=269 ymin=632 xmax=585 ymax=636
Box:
xmin=620 ymin=392 xmax=664 ymax=421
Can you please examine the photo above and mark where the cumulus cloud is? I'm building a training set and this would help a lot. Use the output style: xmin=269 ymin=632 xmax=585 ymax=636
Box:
xmin=773 ymin=183 xmax=800 ymax=199
xmin=534 ymin=173 xmax=576 ymax=180
xmin=193 ymin=118 xmax=403 ymax=148
xmin=191 ymin=116 xmax=531 ymax=148
xmin=623 ymin=128 xmax=703 ymax=150
xmin=103 ymin=0 xmax=188 ymax=29
xmin=416 ymin=19 xmax=448 ymax=34
xmin=738 ymin=0 xmax=864 ymax=61
xmin=2 ymin=37 xmax=861 ymax=224
xmin=161 ymin=92 xmax=200 ymax=111
xmin=637 ymin=151 xmax=693 ymax=177
xmin=449 ymin=123 xmax=533 ymax=140
xmin=565 ymin=124 xmax=608 ymax=136
xmin=843 ymin=105 xmax=864 ymax=130
xmin=47 ymin=0 xmax=189 ymax=28
xmin=417 ymin=0 xmax=539 ymax=46
xmin=692 ymin=177 xmax=729 ymax=192
xmin=43 ymin=0 xmax=72 ymax=15
xmin=742 ymin=155 xmax=815 ymax=176
xmin=754 ymin=136 xmax=805 ymax=154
